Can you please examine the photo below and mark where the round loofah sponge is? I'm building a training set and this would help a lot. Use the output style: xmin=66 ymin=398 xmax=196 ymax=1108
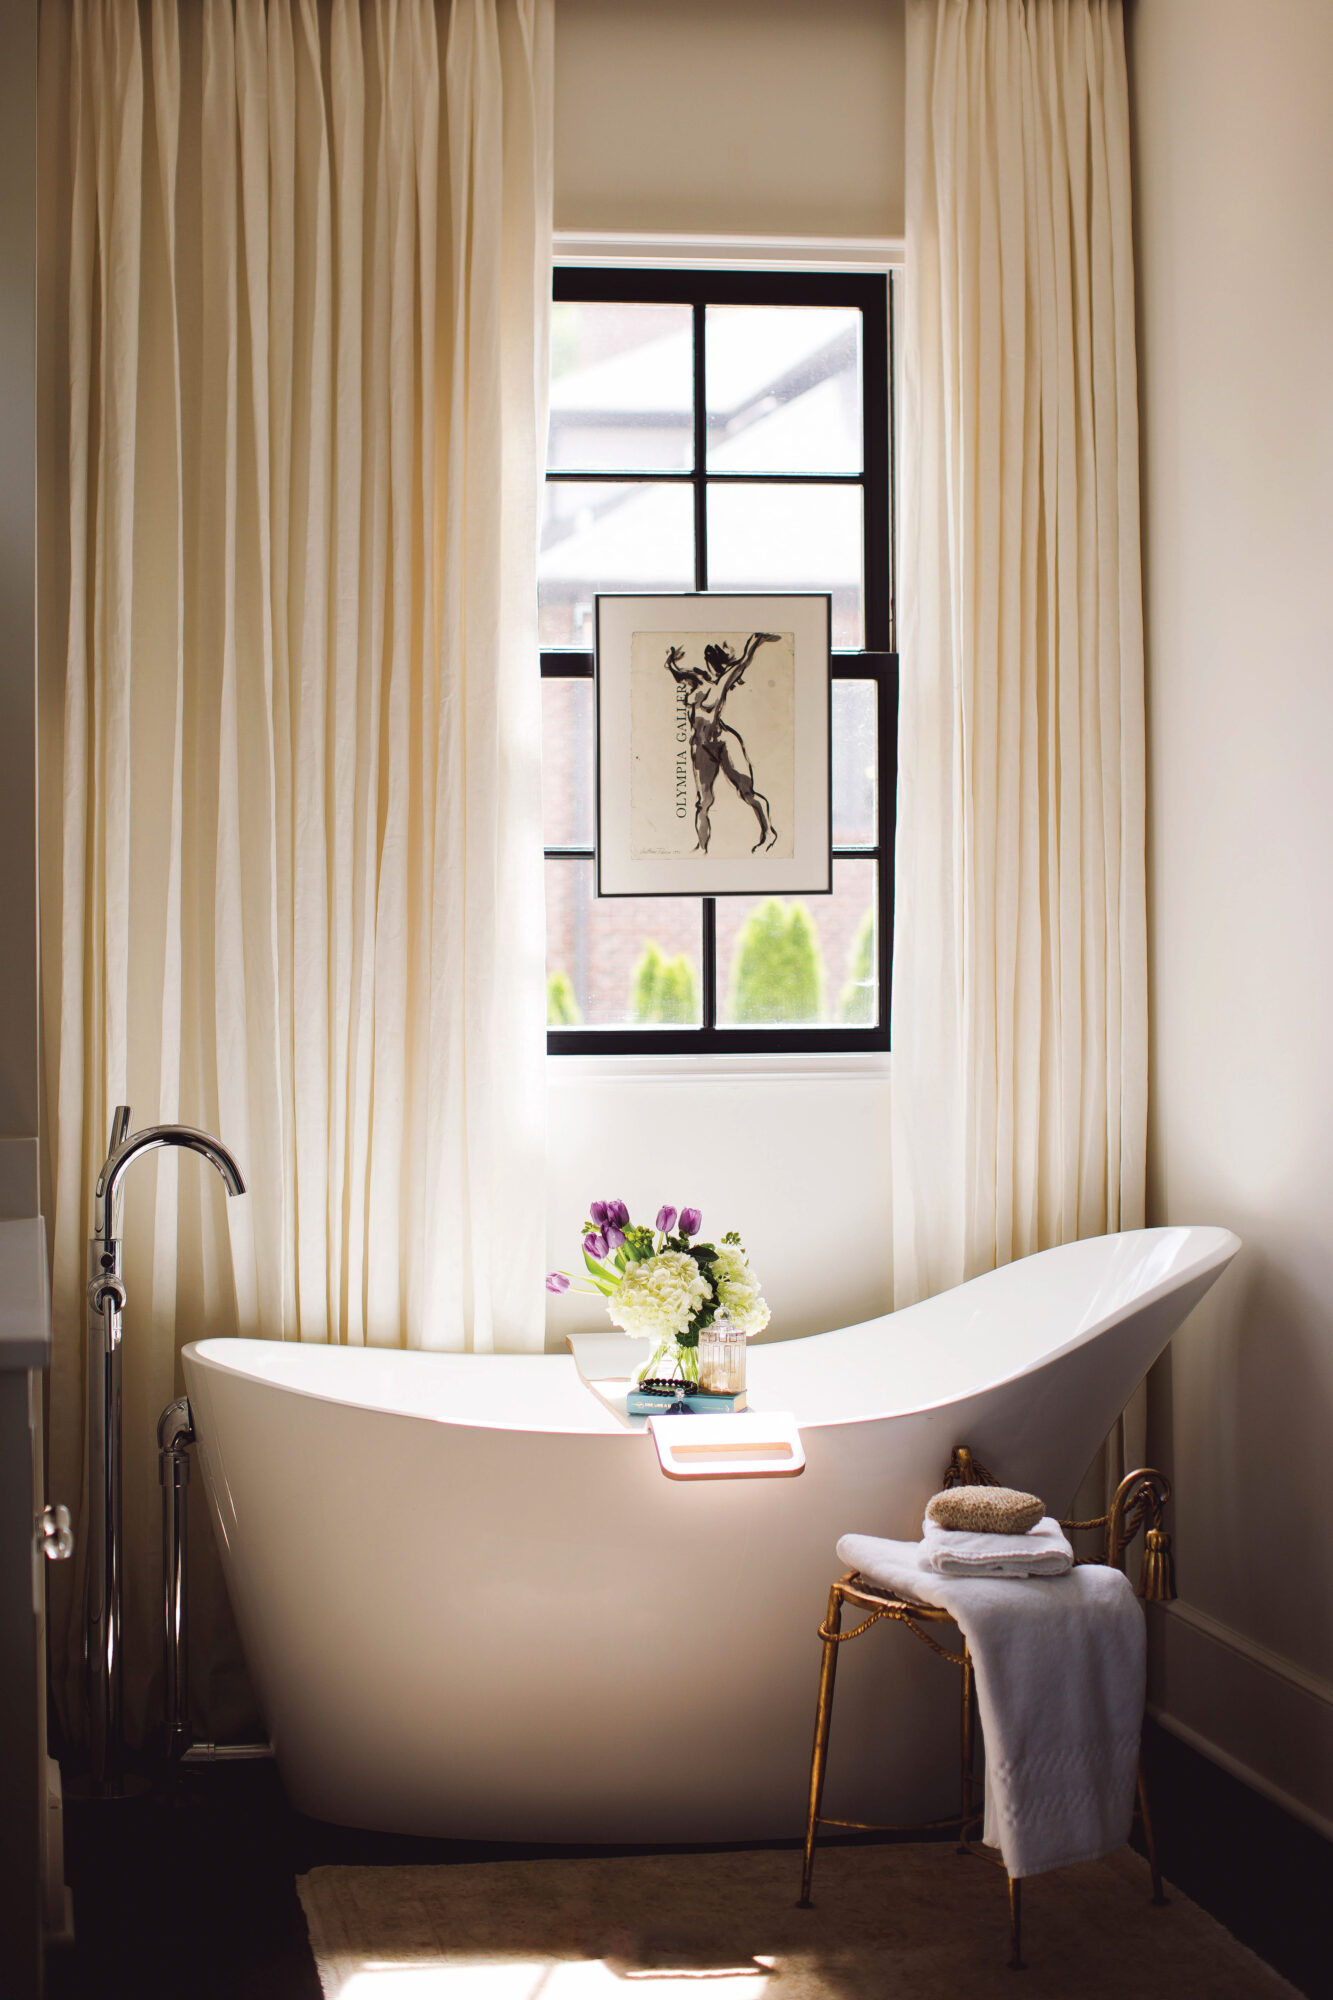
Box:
xmin=926 ymin=1486 xmax=1045 ymax=1535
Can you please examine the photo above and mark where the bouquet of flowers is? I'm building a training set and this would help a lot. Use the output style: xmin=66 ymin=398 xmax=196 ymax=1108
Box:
xmin=547 ymin=1200 xmax=770 ymax=1383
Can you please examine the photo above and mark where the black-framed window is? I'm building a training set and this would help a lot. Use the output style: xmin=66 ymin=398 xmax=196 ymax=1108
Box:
xmin=542 ymin=266 xmax=897 ymax=1056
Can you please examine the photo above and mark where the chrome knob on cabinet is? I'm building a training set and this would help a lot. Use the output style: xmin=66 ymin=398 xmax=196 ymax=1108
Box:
xmin=38 ymin=1503 xmax=74 ymax=1561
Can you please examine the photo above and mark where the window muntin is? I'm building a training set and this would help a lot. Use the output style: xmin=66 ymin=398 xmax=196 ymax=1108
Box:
xmin=542 ymin=267 xmax=896 ymax=1056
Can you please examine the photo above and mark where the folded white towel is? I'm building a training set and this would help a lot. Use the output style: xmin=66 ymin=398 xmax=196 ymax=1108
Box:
xmin=921 ymin=1512 xmax=1073 ymax=1576
xmin=836 ymin=1533 xmax=1146 ymax=1879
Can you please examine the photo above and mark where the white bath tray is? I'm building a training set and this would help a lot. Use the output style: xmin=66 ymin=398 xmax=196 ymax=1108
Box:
xmin=647 ymin=1411 xmax=805 ymax=1481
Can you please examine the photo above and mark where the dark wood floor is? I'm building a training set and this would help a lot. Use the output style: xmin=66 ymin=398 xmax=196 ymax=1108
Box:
xmin=46 ymin=1717 xmax=1332 ymax=2000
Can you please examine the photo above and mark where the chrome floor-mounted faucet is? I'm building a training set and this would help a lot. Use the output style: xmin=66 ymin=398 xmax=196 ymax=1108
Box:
xmin=85 ymin=1106 xmax=246 ymax=1794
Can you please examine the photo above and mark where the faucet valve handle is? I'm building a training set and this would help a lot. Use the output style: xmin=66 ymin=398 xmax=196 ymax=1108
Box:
xmin=87 ymin=1274 xmax=128 ymax=1317
xmin=38 ymin=1503 xmax=75 ymax=1562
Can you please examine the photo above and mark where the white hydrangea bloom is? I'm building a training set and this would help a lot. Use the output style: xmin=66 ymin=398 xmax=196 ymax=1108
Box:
xmin=709 ymin=1245 xmax=754 ymax=1290
xmin=716 ymin=1289 xmax=770 ymax=1336
xmin=608 ymin=1250 xmax=712 ymax=1338
xmin=709 ymin=1245 xmax=771 ymax=1336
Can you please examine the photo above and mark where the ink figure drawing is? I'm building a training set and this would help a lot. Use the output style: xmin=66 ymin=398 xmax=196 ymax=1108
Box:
xmin=630 ymin=629 xmax=796 ymax=862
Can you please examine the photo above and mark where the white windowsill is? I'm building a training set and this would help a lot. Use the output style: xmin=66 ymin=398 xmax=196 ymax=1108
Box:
xmin=553 ymin=230 xmax=905 ymax=273
xmin=548 ymin=1049 xmax=891 ymax=1084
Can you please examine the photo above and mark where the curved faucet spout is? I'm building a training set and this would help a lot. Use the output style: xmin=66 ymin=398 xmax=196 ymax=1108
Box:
xmin=94 ymin=1122 xmax=246 ymax=1245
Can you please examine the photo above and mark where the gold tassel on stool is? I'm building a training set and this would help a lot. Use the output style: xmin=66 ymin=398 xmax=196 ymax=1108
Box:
xmin=1138 ymin=1526 xmax=1176 ymax=1603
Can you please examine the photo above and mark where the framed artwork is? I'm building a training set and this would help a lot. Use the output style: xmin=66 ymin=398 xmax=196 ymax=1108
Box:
xmin=594 ymin=593 xmax=832 ymax=898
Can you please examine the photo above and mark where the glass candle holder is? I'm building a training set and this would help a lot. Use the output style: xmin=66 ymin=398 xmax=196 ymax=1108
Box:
xmin=697 ymin=1312 xmax=747 ymax=1396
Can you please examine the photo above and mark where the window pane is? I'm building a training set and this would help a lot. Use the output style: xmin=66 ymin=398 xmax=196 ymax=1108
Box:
xmin=550 ymin=302 xmax=693 ymax=472
xmin=541 ymin=678 xmax=595 ymax=850
xmin=706 ymin=306 xmax=863 ymax=473
xmin=540 ymin=481 xmax=695 ymax=648
xmin=716 ymin=861 xmax=878 ymax=1029
xmin=546 ymin=858 xmax=703 ymax=1029
xmin=706 ymin=483 xmax=864 ymax=648
xmin=832 ymin=681 xmax=877 ymax=848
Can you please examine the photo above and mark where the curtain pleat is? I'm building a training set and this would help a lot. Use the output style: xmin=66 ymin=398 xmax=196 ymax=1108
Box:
xmin=38 ymin=0 xmax=552 ymax=1746
xmin=894 ymin=0 xmax=1146 ymax=1311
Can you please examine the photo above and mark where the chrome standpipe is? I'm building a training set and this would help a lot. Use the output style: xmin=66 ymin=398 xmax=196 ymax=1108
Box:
xmin=158 ymin=1398 xmax=194 ymax=1776
xmin=84 ymin=1106 xmax=245 ymax=1795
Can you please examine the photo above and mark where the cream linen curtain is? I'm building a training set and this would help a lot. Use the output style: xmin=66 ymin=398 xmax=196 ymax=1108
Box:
xmin=893 ymin=0 xmax=1146 ymax=1310
xmin=38 ymin=0 xmax=553 ymax=1744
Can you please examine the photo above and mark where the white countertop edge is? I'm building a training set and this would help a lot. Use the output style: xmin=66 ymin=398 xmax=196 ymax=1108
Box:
xmin=0 ymin=1215 xmax=51 ymax=1369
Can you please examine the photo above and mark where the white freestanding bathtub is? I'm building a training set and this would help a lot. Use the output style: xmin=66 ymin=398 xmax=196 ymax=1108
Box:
xmin=182 ymin=1224 xmax=1237 ymax=1841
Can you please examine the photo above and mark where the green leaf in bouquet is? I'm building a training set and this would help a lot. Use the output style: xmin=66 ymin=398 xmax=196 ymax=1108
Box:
xmin=684 ymin=1241 xmax=717 ymax=1281
xmin=582 ymin=1249 xmax=618 ymax=1291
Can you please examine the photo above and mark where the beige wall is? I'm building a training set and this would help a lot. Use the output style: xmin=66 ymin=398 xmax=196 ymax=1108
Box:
xmin=0 ymin=4 xmax=45 ymax=1987
xmin=1130 ymin=0 xmax=1333 ymax=1831
xmin=0 ymin=0 xmax=39 ymax=1223
xmin=554 ymin=0 xmax=904 ymax=241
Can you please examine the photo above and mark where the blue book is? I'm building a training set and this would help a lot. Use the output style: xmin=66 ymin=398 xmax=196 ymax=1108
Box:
xmin=625 ymin=1386 xmax=747 ymax=1417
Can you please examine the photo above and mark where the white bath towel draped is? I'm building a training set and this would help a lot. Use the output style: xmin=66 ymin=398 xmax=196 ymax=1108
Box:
xmin=37 ymin=0 xmax=553 ymax=1745
xmin=893 ymin=0 xmax=1147 ymax=1308
xmin=838 ymin=1533 xmax=1146 ymax=1878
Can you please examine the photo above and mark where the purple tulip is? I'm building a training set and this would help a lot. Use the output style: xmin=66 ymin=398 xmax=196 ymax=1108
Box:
xmin=589 ymin=1200 xmax=609 ymax=1228
xmin=584 ymin=1230 xmax=608 ymax=1260
xmin=546 ymin=1272 xmax=570 ymax=1294
xmin=656 ymin=1205 xmax=678 ymax=1234
xmin=605 ymin=1224 xmax=626 ymax=1250
xmin=679 ymin=1208 xmax=702 ymax=1238
xmin=606 ymin=1198 xmax=630 ymax=1229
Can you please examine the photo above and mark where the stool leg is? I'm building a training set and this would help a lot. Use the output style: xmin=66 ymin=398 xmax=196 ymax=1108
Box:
xmin=959 ymin=1644 xmax=975 ymax=1851
xmin=1136 ymin=1759 xmax=1168 ymax=1906
xmin=1007 ymin=1876 xmax=1024 ymax=1971
xmin=798 ymin=1584 xmax=843 ymax=1908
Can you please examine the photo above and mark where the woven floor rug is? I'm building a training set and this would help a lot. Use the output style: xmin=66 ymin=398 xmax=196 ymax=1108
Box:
xmin=297 ymin=1841 xmax=1297 ymax=1998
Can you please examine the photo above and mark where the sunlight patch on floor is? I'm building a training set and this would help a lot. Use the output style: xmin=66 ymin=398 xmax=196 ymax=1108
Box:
xmin=341 ymin=1965 xmax=549 ymax=1999
xmin=339 ymin=1958 xmax=774 ymax=1998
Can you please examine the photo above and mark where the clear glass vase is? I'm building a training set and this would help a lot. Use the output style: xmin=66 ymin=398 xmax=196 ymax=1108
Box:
xmin=638 ymin=1335 xmax=700 ymax=1385
xmin=697 ymin=1312 xmax=747 ymax=1396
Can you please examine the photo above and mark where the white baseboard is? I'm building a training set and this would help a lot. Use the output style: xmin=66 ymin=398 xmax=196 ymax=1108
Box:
xmin=1149 ymin=1598 xmax=1333 ymax=1842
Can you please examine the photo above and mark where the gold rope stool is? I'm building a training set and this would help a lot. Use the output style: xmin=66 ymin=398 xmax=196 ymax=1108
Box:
xmin=797 ymin=1449 xmax=1175 ymax=1970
